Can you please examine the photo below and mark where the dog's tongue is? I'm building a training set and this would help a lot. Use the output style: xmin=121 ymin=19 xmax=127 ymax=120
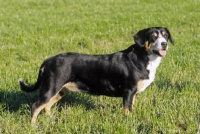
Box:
xmin=159 ymin=50 xmax=167 ymax=56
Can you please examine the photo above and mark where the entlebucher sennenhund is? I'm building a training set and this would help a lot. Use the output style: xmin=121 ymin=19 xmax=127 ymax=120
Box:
xmin=19 ymin=27 xmax=174 ymax=124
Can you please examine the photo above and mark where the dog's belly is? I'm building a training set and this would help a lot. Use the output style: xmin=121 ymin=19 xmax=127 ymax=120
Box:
xmin=63 ymin=82 xmax=124 ymax=97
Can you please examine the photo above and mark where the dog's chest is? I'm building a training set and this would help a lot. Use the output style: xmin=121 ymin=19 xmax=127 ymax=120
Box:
xmin=136 ymin=56 xmax=162 ymax=93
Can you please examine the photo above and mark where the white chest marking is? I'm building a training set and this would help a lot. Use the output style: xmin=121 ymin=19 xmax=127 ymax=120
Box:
xmin=136 ymin=55 xmax=162 ymax=94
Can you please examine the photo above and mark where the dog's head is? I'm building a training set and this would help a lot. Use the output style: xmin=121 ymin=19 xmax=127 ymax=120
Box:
xmin=133 ymin=27 xmax=174 ymax=57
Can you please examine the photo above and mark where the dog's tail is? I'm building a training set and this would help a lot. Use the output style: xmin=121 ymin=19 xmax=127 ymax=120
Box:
xmin=19 ymin=68 xmax=43 ymax=92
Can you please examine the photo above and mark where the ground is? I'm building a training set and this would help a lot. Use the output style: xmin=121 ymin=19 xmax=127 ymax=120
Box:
xmin=0 ymin=0 xmax=199 ymax=133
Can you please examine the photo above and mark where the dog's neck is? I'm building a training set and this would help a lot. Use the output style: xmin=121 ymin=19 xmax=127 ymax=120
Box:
xmin=147 ymin=55 xmax=162 ymax=80
xmin=148 ymin=55 xmax=162 ymax=66
xmin=136 ymin=55 xmax=162 ymax=94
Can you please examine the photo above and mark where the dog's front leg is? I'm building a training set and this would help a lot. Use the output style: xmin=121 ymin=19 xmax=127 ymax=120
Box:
xmin=123 ymin=89 xmax=136 ymax=114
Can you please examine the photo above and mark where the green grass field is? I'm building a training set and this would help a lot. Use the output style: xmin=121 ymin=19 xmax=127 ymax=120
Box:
xmin=0 ymin=0 xmax=200 ymax=133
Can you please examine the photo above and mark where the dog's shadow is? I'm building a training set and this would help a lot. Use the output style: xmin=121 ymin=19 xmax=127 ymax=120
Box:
xmin=0 ymin=88 xmax=95 ymax=113
xmin=154 ymin=78 xmax=197 ymax=92
xmin=1 ymin=79 xmax=196 ymax=113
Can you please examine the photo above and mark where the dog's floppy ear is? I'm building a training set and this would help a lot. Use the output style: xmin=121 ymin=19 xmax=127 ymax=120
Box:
xmin=133 ymin=28 xmax=150 ymax=47
xmin=165 ymin=28 xmax=174 ymax=45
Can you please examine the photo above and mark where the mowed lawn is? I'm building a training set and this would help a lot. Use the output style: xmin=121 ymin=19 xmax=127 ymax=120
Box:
xmin=0 ymin=0 xmax=199 ymax=133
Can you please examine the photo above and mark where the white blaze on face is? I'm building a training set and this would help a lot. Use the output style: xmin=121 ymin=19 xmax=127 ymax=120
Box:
xmin=150 ymin=30 xmax=168 ymax=57
xmin=157 ymin=31 xmax=168 ymax=50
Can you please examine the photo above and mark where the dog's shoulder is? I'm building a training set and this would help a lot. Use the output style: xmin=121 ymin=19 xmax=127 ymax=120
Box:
xmin=119 ymin=44 xmax=149 ymax=65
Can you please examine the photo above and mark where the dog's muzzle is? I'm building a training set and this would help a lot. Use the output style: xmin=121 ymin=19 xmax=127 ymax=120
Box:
xmin=152 ymin=41 xmax=168 ymax=57
xmin=152 ymin=50 xmax=167 ymax=57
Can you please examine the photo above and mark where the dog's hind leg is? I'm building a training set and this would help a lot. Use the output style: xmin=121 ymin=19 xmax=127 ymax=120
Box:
xmin=31 ymin=82 xmax=81 ymax=124
xmin=44 ymin=82 xmax=80 ymax=116
xmin=31 ymin=100 xmax=47 ymax=124
xmin=44 ymin=82 xmax=82 ymax=115
xmin=30 ymin=81 xmax=68 ymax=124
xmin=44 ymin=82 xmax=82 ymax=114
xmin=44 ymin=86 xmax=68 ymax=116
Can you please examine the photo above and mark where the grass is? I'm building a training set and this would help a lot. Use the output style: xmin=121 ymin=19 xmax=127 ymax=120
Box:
xmin=0 ymin=0 xmax=200 ymax=133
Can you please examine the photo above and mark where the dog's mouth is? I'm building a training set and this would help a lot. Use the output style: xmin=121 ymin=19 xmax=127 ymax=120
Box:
xmin=152 ymin=49 xmax=167 ymax=57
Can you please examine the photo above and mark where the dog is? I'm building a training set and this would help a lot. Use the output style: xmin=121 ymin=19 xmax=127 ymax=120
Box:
xmin=19 ymin=27 xmax=174 ymax=124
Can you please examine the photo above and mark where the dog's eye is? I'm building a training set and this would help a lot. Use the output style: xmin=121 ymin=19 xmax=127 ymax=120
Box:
xmin=151 ymin=35 xmax=157 ymax=41
xmin=163 ymin=33 xmax=168 ymax=39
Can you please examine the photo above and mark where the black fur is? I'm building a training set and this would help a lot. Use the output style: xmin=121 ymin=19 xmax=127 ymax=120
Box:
xmin=19 ymin=27 xmax=173 ymax=123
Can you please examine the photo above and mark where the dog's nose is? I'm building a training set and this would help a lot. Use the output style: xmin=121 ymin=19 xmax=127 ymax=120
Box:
xmin=161 ymin=42 xmax=167 ymax=49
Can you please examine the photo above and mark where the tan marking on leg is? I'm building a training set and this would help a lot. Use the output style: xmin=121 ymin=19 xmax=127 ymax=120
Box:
xmin=44 ymin=82 xmax=80 ymax=116
xmin=32 ymin=82 xmax=80 ymax=124
xmin=31 ymin=104 xmax=46 ymax=124
xmin=132 ymin=94 xmax=136 ymax=106
xmin=63 ymin=82 xmax=82 ymax=92
xmin=126 ymin=94 xmax=137 ymax=112
xmin=44 ymin=93 xmax=63 ymax=116
xmin=137 ymin=80 xmax=144 ymax=91
xmin=124 ymin=107 xmax=130 ymax=115
xmin=44 ymin=86 xmax=69 ymax=116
